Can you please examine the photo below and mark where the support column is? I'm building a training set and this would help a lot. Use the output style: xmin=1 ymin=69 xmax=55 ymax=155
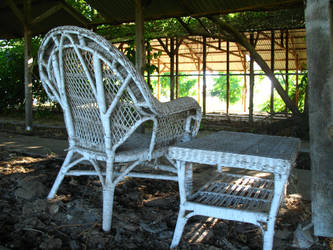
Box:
xmin=176 ymin=38 xmax=179 ymax=98
xmin=197 ymin=59 xmax=201 ymax=104
xmin=146 ymin=41 xmax=151 ymax=88
xmin=243 ymin=70 xmax=247 ymax=112
xmin=305 ymin=0 xmax=333 ymax=237
xmin=135 ymin=0 xmax=145 ymax=75
xmin=24 ymin=0 xmax=32 ymax=131
xmin=249 ymin=33 xmax=255 ymax=124
xmin=24 ymin=25 xmax=33 ymax=131
xmin=285 ymin=30 xmax=289 ymax=114
xmin=157 ymin=60 xmax=160 ymax=100
xmin=295 ymin=54 xmax=299 ymax=106
xmin=226 ymin=40 xmax=230 ymax=115
xmin=202 ymin=36 xmax=207 ymax=115
xmin=270 ymin=31 xmax=275 ymax=115
xmin=170 ymin=38 xmax=175 ymax=100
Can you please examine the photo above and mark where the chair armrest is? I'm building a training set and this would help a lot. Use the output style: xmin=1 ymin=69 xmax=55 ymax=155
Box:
xmin=150 ymin=97 xmax=202 ymax=151
xmin=156 ymin=96 xmax=201 ymax=116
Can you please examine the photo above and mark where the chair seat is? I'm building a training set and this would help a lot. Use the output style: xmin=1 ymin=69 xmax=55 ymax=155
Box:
xmin=115 ymin=132 xmax=164 ymax=162
xmin=75 ymin=132 xmax=165 ymax=162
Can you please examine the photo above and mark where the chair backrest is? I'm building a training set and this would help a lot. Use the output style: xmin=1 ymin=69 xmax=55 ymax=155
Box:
xmin=38 ymin=26 xmax=157 ymax=154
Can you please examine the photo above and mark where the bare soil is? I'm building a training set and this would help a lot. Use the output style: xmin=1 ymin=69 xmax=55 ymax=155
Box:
xmin=0 ymin=150 xmax=331 ymax=250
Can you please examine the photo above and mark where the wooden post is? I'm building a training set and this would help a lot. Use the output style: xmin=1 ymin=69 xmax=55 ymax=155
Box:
xmin=135 ymin=0 xmax=145 ymax=75
xmin=226 ymin=40 xmax=230 ymax=115
xmin=176 ymin=38 xmax=179 ymax=98
xmin=305 ymin=0 xmax=333 ymax=237
xmin=24 ymin=0 xmax=32 ymax=131
xmin=243 ymin=70 xmax=247 ymax=112
xmin=157 ymin=60 xmax=160 ymax=100
xmin=249 ymin=33 xmax=255 ymax=124
xmin=295 ymin=54 xmax=299 ymax=106
xmin=285 ymin=30 xmax=289 ymax=114
xmin=170 ymin=38 xmax=175 ymax=100
xmin=197 ymin=59 xmax=201 ymax=104
xmin=146 ymin=41 xmax=151 ymax=88
xmin=270 ymin=31 xmax=275 ymax=115
xmin=202 ymin=36 xmax=207 ymax=115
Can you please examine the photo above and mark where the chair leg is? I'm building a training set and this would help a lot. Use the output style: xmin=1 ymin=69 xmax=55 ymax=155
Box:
xmin=170 ymin=207 xmax=188 ymax=249
xmin=47 ymin=151 xmax=74 ymax=199
xmin=262 ymin=220 xmax=275 ymax=250
xmin=102 ymin=184 xmax=116 ymax=232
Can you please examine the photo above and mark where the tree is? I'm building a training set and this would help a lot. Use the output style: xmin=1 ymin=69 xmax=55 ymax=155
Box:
xmin=153 ymin=73 xmax=197 ymax=98
xmin=210 ymin=73 xmax=242 ymax=104
xmin=122 ymin=40 xmax=161 ymax=90
xmin=260 ymin=71 xmax=308 ymax=113
xmin=0 ymin=38 xmax=42 ymax=111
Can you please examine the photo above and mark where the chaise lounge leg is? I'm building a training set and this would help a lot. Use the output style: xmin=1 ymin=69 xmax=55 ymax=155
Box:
xmin=170 ymin=207 xmax=188 ymax=249
xmin=47 ymin=151 xmax=74 ymax=199
xmin=102 ymin=185 xmax=116 ymax=232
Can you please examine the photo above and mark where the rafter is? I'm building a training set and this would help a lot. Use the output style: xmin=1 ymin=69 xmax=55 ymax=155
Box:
xmin=185 ymin=37 xmax=242 ymax=58
xmin=32 ymin=4 xmax=62 ymax=25
xmin=6 ymin=0 xmax=24 ymax=24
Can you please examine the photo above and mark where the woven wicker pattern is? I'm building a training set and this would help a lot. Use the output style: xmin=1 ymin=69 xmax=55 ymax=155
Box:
xmin=169 ymin=131 xmax=300 ymax=174
xmin=38 ymin=26 xmax=201 ymax=233
xmin=168 ymin=131 xmax=301 ymax=250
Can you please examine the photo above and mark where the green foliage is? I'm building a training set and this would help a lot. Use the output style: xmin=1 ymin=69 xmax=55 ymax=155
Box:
xmin=65 ymin=0 xmax=100 ymax=21
xmin=0 ymin=39 xmax=42 ymax=111
xmin=291 ymin=72 xmax=308 ymax=112
xmin=0 ymin=40 xmax=25 ymax=110
xmin=152 ymin=73 xmax=197 ymax=98
xmin=260 ymin=72 xmax=308 ymax=113
xmin=0 ymin=38 xmax=53 ymax=112
xmin=123 ymin=40 xmax=161 ymax=90
xmin=210 ymin=73 xmax=242 ymax=104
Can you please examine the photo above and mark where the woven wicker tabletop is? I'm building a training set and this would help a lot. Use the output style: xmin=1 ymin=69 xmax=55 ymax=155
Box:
xmin=168 ymin=131 xmax=301 ymax=174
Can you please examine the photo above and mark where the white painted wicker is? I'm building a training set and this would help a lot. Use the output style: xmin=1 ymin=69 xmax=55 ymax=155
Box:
xmin=38 ymin=26 xmax=201 ymax=232
xmin=168 ymin=131 xmax=300 ymax=250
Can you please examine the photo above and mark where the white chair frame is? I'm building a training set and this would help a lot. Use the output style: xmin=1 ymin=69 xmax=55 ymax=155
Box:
xmin=38 ymin=26 xmax=201 ymax=232
xmin=168 ymin=131 xmax=300 ymax=249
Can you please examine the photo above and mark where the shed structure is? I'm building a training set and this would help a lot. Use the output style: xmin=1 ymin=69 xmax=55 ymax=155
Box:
xmin=86 ymin=0 xmax=333 ymax=238
xmin=1 ymin=0 xmax=332 ymax=238
xmin=0 ymin=0 xmax=90 ymax=131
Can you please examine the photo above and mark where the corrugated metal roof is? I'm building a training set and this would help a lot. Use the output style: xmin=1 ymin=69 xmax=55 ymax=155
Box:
xmin=87 ymin=0 xmax=303 ymax=25
xmin=0 ymin=0 xmax=89 ymax=39
xmin=121 ymin=29 xmax=306 ymax=73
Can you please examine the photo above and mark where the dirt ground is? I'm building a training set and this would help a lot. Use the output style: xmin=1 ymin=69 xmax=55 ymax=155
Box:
xmin=0 ymin=150 xmax=332 ymax=250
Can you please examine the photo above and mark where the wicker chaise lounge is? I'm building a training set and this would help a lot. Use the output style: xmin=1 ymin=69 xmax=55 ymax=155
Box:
xmin=38 ymin=26 xmax=201 ymax=232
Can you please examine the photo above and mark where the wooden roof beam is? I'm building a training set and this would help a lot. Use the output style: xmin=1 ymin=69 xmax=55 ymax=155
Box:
xmin=259 ymin=31 xmax=297 ymax=58
xmin=185 ymin=37 xmax=242 ymax=58
xmin=31 ymin=4 xmax=62 ymax=25
xmin=5 ymin=0 xmax=24 ymax=24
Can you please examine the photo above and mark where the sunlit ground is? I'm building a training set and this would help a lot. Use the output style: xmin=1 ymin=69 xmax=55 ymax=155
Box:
xmin=0 ymin=151 xmax=332 ymax=249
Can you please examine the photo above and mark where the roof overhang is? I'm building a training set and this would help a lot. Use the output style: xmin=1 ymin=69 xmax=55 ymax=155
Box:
xmin=86 ymin=0 xmax=304 ymax=25
xmin=0 ymin=0 xmax=90 ymax=39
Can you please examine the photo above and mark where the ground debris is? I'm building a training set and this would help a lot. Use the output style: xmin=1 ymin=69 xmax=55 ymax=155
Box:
xmin=0 ymin=151 xmax=331 ymax=249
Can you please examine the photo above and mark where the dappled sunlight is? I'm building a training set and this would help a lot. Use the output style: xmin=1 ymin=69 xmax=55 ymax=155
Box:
xmin=186 ymin=217 xmax=219 ymax=244
xmin=0 ymin=141 xmax=15 ymax=146
xmin=0 ymin=155 xmax=46 ymax=175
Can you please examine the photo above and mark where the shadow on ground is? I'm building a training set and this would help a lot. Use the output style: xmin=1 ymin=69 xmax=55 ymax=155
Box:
xmin=0 ymin=150 xmax=331 ymax=250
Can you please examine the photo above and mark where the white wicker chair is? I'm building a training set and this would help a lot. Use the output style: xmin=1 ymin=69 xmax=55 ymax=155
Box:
xmin=38 ymin=26 xmax=201 ymax=232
